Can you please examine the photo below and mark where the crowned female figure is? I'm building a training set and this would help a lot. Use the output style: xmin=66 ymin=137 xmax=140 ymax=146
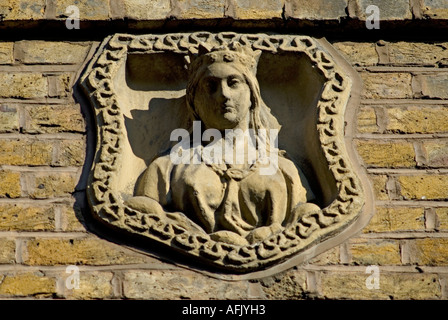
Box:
xmin=125 ymin=42 xmax=319 ymax=246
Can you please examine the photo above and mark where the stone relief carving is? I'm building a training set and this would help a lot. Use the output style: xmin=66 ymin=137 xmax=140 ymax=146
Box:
xmin=80 ymin=32 xmax=368 ymax=275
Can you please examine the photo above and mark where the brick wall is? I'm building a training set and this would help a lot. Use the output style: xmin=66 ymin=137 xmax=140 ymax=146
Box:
xmin=0 ymin=0 xmax=447 ymax=299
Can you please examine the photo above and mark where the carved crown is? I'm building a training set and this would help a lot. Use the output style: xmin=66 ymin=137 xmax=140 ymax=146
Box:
xmin=185 ymin=42 xmax=262 ymax=77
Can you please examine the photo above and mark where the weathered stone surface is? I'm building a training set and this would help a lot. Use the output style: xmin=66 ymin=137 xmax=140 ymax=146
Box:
xmin=413 ymin=74 xmax=448 ymax=99
xmin=423 ymin=141 xmax=448 ymax=167
xmin=349 ymin=239 xmax=402 ymax=265
xmin=285 ymin=0 xmax=347 ymax=19
xmin=54 ymin=0 xmax=109 ymax=20
xmin=61 ymin=203 xmax=86 ymax=231
xmin=0 ymin=0 xmax=45 ymax=20
xmin=0 ymin=105 xmax=19 ymax=132
xmin=123 ymin=270 xmax=249 ymax=299
xmin=16 ymin=41 xmax=90 ymax=65
xmin=436 ymin=208 xmax=448 ymax=230
xmin=386 ymin=106 xmax=448 ymax=134
xmin=24 ymin=105 xmax=85 ymax=134
xmin=55 ymin=139 xmax=85 ymax=167
xmin=308 ymin=246 xmax=340 ymax=265
xmin=388 ymin=42 xmax=448 ymax=66
xmin=0 ymin=171 xmax=21 ymax=198
xmin=0 ymin=203 xmax=55 ymax=231
xmin=422 ymin=0 xmax=448 ymax=19
xmin=0 ymin=239 xmax=15 ymax=264
xmin=0 ymin=140 xmax=53 ymax=166
xmin=410 ymin=238 xmax=448 ymax=265
xmin=364 ymin=207 xmax=425 ymax=233
xmin=357 ymin=107 xmax=378 ymax=133
xmin=0 ymin=73 xmax=47 ymax=99
xmin=357 ymin=0 xmax=412 ymax=20
xmin=356 ymin=140 xmax=415 ymax=167
xmin=361 ymin=72 xmax=413 ymax=99
xmin=64 ymin=272 xmax=114 ymax=299
xmin=333 ymin=42 xmax=378 ymax=66
xmin=398 ymin=175 xmax=448 ymax=200
xmin=0 ymin=272 xmax=56 ymax=297
xmin=27 ymin=172 xmax=77 ymax=199
xmin=260 ymin=270 xmax=308 ymax=299
xmin=370 ymin=174 xmax=389 ymax=201
xmin=234 ymin=0 xmax=283 ymax=19
xmin=173 ymin=0 xmax=225 ymax=19
xmin=123 ymin=0 xmax=171 ymax=20
xmin=320 ymin=272 xmax=441 ymax=299
xmin=23 ymin=238 xmax=148 ymax=266
xmin=0 ymin=42 xmax=14 ymax=64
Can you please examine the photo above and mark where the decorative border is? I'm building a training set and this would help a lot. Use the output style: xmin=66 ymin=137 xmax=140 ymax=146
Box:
xmin=80 ymin=32 xmax=365 ymax=273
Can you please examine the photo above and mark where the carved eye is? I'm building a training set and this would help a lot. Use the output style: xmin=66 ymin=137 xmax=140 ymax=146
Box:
xmin=228 ymin=77 xmax=241 ymax=88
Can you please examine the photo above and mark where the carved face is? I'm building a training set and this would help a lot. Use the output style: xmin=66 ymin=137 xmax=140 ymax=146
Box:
xmin=193 ymin=62 xmax=252 ymax=131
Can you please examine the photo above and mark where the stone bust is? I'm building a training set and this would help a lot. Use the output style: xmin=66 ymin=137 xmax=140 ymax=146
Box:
xmin=125 ymin=42 xmax=320 ymax=246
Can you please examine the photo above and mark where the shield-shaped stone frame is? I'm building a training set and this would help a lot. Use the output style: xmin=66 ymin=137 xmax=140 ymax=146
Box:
xmin=80 ymin=32 xmax=373 ymax=277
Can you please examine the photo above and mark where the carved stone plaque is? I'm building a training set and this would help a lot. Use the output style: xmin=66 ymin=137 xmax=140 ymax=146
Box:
xmin=80 ymin=32 xmax=371 ymax=276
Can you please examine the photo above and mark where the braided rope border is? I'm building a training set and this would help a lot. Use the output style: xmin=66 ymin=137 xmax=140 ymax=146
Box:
xmin=80 ymin=32 xmax=365 ymax=273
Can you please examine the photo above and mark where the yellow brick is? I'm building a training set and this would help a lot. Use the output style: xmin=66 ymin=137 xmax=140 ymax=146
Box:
xmin=24 ymin=105 xmax=85 ymax=133
xmin=123 ymin=0 xmax=171 ymax=19
xmin=0 ymin=203 xmax=55 ymax=231
xmin=55 ymin=139 xmax=86 ymax=167
xmin=0 ymin=0 xmax=45 ymax=20
xmin=423 ymin=141 xmax=448 ymax=167
xmin=64 ymin=272 xmax=114 ymax=299
xmin=0 ymin=170 xmax=21 ymax=198
xmin=361 ymin=72 xmax=412 ymax=99
xmin=16 ymin=41 xmax=90 ymax=65
xmin=285 ymin=0 xmax=347 ymax=20
xmin=308 ymin=246 xmax=340 ymax=265
xmin=123 ymin=270 xmax=249 ymax=299
xmin=370 ymin=175 xmax=389 ymax=201
xmin=349 ymin=240 xmax=402 ymax=265
xmin=333 ymin=42 xmax=378 ymax=66
xmin=411 ymin=238 xmax=448 ymax=265
xmin=0 ymin=73 xmax=47 ymax=99
xmin=28 ymin=173 xmax=77 ymax=199
xmin=0 ymin=105 xmax=19 ymax=132
xmin=364 ymin=207 xmax=425 ymax=233
xmin=174 ymin=0 xmax=225 ymax=19
xmin=398 ymin=175 xmax=448 ymax=200
xmin=0 ymin=272 xmax=56 ymax=297
xmin=61 ymin=204 xmax=86 ymax=231
xmin=436 ymin=208 xmax=448 ymax=230
xmin=0 ymin=140 xmax=53 ymax=166
xmin=234 ymin=0 xmax=284 ymax=19
xmin=24 ymin=238 xmax=148 ymax=266
xmin=386 ymin=107 xmax=448 ymax=133
xmin=0 ymin=42 xmax=14 ymax=64
xmin=0 ymin=239 xmax=15 ymax=264
xmin=356 ymin=140 xmax=415 ymax=167
xmin=357 ymin=107 xmax=379 ymax=133
xmin=422 ymin=0 xmax=448 ymax=19
xmin=321 ymin=272 xmax=441 ymax=300
xmin=388 ymin=42 xmax=448 ymax=66
xmin=260 ymin=270 xmax=308 ymax=299
xmin=54 ymin=0 xmax=109 ymax=20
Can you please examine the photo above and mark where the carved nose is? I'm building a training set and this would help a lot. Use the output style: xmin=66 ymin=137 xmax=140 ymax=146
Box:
xmin=216 ymin=82 xmax=231 ymax=101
